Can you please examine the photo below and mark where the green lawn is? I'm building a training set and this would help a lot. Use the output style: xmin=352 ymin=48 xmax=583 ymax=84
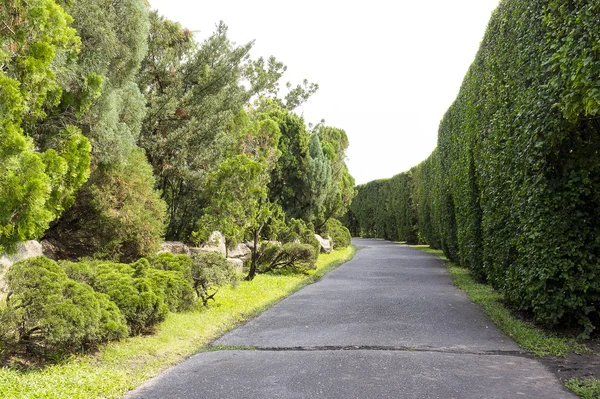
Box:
xmin=0 ymin=246 xmax=355 ymax=399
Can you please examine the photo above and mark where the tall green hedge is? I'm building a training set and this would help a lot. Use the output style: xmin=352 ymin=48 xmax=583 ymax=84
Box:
xmin=347 ymin=0 xmax=600 ymax=334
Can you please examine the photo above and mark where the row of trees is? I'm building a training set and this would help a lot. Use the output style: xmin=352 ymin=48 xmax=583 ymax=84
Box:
xmin=346 ymin=0 xmax=600 ymax=336
xmin=0 ymin=0 xmax=355 ymax=358
xmin=0 ymin=0 xmax=355 ymax=264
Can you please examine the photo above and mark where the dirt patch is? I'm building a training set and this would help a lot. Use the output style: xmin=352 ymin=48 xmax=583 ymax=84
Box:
xmin=540 ymin=341 xmax=600 ymax=382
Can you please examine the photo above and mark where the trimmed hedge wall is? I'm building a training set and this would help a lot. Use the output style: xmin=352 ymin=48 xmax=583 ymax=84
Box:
xmin=347 ymin=0 xmax=600 ymax=334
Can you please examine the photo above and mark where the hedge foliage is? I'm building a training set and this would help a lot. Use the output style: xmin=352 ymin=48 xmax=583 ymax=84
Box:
xmin=347 ymin=0 xmax=600 ymax=334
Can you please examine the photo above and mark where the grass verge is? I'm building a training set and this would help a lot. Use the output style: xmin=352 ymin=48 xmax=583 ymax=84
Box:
xmin=566 ymin=378 xmax=600 ymax=399
xmin=412 ymin=245 xmax=586 ymax=357
xmin=0 ymin=246 xmax=355 ymax=399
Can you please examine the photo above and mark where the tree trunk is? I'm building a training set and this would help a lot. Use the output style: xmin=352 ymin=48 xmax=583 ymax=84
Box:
xmin=246 ymin=230 xmax=259 ymax=281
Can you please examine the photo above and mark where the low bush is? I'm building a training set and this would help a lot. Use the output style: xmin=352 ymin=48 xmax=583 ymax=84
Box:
xmin=262 ymin=242 xmax=317 ymax=273
xmin=278 ymin=218 xmax=320 ymax=256
xmin=90 ymin=259 xmax=169 ymax=335
xmin=323 ymin=218 xmax=351 ymax=248
xmin=0 ymin=257 xmax=128 ymax=355
xmin=190 ymin=252 xmax=238 ymax=306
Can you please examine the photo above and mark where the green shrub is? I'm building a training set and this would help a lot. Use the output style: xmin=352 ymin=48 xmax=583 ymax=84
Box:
xmin=256 ymin=241 xmax=282 ymax=267
xmin=90 ymin=260 xmax=169 ymax=335
xmin=190 ymin=252 xmax=239 ymax=306
xmin=1 ymin=257 xmax=127 ymax=355
xmin=42 ymin=150 xmax=167 ymax=263
xmin=278 ymin=218 xmax=320 ymax=256
xmin=323 ymin=219 xmax=351 ymax=248
xmin=262 ymin=242 xmax=317 ymax=273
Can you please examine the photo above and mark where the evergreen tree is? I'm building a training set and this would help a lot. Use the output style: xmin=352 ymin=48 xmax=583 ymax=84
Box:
xmin=0 ymin=0 xmax=91 ymax=253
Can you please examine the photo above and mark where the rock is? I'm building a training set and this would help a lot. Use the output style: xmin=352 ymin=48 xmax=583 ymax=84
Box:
xmin=314 ymin=234 xmax=333 ymax=254
xmin=227 ymin=243 xmax=251 ymax=260
xmin=199 ymin=231 xmax=227 ymax=256
xmin=0 ymin=240 xmax=43 ymax=268
xmin=227 ymin=258 xmax=244 ymax=273
xmin=158 ymin=241 xmax=190 ymax=255
xmin=0 ymin=241 xmax=44 ymax=291
xmin=41 ymin=239 xmax=61 ymax=260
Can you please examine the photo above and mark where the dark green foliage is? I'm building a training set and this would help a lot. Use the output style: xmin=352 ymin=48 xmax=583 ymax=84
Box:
xmin=45 ymin=149 xmax=166 ymax=262
xmin=348 ymin=0 xmax=600 ymax=335
xmin=1 ymin=257 xmax=127 ymax=355
xmin=262 ymin=242 xmax=317 ymax=273
xmin=348 ymin=174 xmax=417 ymax=243
xmin=323 ymin=219 xmax=351 ymax=249
xmin=190 ymin=252 xmax=238 ymax=306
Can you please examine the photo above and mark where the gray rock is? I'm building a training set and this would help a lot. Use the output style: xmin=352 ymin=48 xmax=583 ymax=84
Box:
xmin=199 ymin=231 xmax=226 ymax=256
xmin=0 ymin=240 xmax=44 ymax=292
xmin=0 ymin=240 xmax=43 ymax=268
xmin=158 ymin=241 xmax=190 ymax=255
xmin=314 ymin=234 xmax=332 ymax=254
xmin=226 ymin=258 xmax=244 ymax=273
xmin=227 ymin=243 xmax=251 ymax=260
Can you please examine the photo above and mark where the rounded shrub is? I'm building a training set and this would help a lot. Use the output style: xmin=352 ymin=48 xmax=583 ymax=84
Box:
xmin=323 ymin=218 xmax=351 ymax=248
xmin=2 ymin=257 xmax=127 ymax=355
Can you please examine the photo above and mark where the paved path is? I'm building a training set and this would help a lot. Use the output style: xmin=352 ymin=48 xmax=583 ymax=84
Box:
xmin=126 ymin=239 xmax=574 ymax=398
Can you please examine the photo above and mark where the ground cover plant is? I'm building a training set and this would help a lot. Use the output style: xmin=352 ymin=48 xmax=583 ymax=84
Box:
xmin=0 ymin=247 xmax=355 ymax=399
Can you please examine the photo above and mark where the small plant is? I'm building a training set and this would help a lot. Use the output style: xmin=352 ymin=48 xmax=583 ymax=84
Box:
xmin=88 ymin=260 xmax=169 ymax=335
xmin=190 ymin=252 xmax=239 ymax=306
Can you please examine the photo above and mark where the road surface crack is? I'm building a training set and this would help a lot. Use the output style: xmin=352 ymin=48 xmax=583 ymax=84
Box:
xmin=208 ymin=344 xmax=528 ymax=358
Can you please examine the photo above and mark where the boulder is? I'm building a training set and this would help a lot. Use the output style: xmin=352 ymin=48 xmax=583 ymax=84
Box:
xmin=158 ymin=241 xmax=190 ymax=255
xmin=41 ymin=239 xmax=61 ymax=260
xmin=0 ymin=240 xmax=43 ymax=268
xmin=198 ymin=231 xmax=226 ymax=256
xmin=0 ymin=241 xmax=44 ymax=291
xmin=227 ymin=243 xmax=251 ymax=260
xmin=314 ymin=234 xmax=333 ymax=254
xmin=226 ymin=258 xmax=244 ymax=273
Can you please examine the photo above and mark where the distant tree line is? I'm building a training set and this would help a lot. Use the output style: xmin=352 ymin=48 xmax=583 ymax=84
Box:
xmin=346 ymin=0 xmax=600 ymax=336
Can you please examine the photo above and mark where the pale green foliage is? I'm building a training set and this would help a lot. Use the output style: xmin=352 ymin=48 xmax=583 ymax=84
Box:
xmin=0 ymin=0 xmax=91 ymax=253
xmin=65 ymin=0 xmax=150 ymax=164
xmin=304 ymin=133 xmax=332 ymax=222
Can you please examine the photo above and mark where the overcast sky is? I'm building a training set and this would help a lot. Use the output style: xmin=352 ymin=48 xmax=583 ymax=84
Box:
xmin=149 ymin=0 xmax=501 ymax=184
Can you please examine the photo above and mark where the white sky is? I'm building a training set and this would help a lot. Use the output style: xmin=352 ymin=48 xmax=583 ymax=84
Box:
xmin=149 ymin=0 xmax=501 ymax=184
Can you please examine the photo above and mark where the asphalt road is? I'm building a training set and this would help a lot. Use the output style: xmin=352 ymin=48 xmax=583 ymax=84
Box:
xmin=125 ymin=239 xmax=575 ymax=398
